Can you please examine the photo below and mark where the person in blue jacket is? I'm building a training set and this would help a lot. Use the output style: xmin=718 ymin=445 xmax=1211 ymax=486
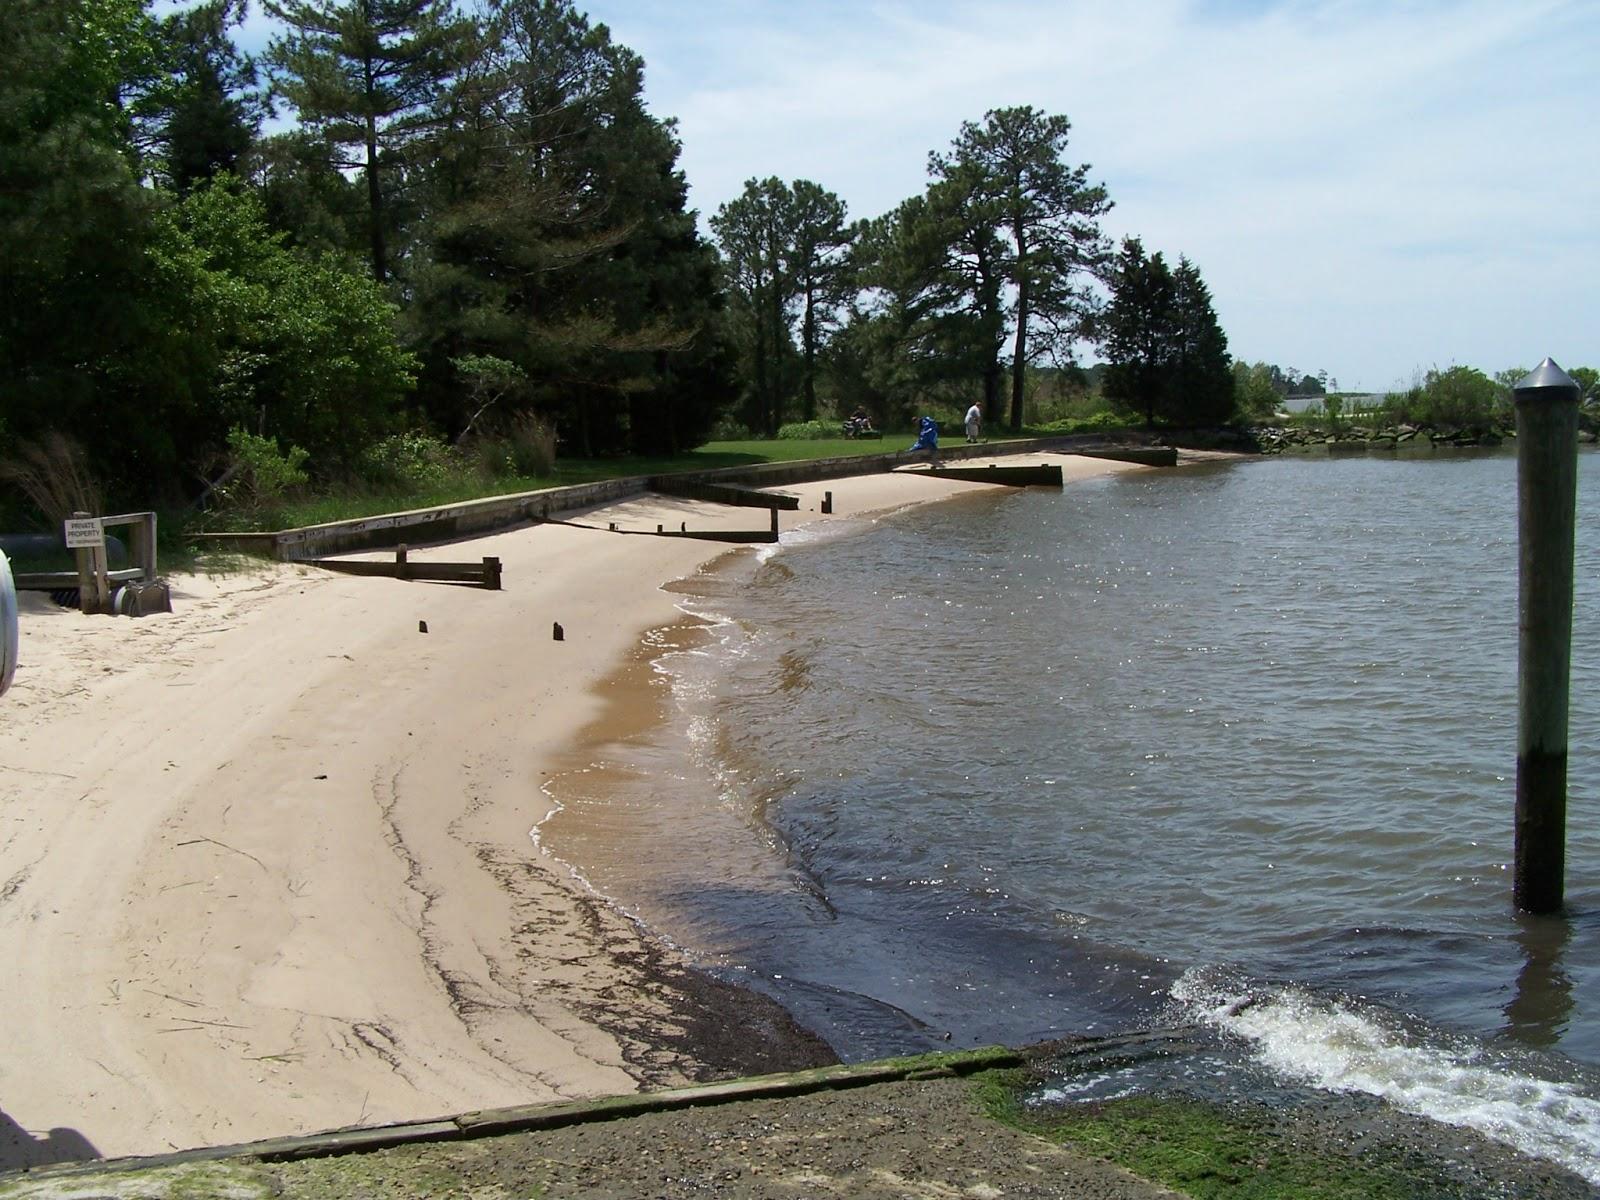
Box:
xmin=907 ymin=416 xmax=941 ymax=466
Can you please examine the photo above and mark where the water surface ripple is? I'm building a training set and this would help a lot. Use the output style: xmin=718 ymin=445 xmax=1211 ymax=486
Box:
xmin=543 ymin=450 xmax=1600 ymax=1178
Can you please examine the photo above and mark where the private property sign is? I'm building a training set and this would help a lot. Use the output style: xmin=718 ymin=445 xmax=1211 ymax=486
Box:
xmin=64 ymin=517 xmax=104 ymax=549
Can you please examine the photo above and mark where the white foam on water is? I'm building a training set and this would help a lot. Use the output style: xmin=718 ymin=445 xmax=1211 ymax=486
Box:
xmin=1171 ymin=967 xmax=1600 ymax=1185
xmin=1034 ymin=1067 xmax=1144 ymax=1105
xmin=756 ymin=509 xmax=910 ymax=565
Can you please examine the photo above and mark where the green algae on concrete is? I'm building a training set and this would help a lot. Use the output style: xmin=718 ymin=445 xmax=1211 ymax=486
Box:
xmin=0 ymin=1048 xmax=1023 ymax=1200
xmin=0 ymin=1160 xmax=276 ymax=1200
xmin=969 ymin=1068 xmax=1591 ymax=1200
xmin=10 ymin=1045 xmax=1585 ymax=1200
xmin=975 ymin=1078 xmax=1409 ymax=1200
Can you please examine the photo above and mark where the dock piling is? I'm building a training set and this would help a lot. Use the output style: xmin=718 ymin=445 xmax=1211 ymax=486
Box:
xmin=1513 ymin=358 xmax=1581 ymax=914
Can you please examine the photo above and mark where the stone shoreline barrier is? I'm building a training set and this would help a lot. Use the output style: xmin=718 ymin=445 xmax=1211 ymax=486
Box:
xmin=1252 ymin=418 xmax=1599 ymax=454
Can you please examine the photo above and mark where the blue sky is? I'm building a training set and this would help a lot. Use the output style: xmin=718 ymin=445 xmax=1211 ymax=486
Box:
xmin=232 ymin=0 xmax=1597 ymax=392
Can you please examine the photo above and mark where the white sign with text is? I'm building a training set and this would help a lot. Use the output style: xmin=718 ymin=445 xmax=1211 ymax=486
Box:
xmin=64 ymin=518 xmax=105 ymax=549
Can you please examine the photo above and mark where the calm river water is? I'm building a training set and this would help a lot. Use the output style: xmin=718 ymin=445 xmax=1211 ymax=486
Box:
xmin=542 ymin=449 xmax=1600 ymax=1181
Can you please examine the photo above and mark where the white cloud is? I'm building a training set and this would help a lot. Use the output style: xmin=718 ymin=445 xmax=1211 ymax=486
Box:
xmin=601 ymin=0 xmax=1599 ymax=389
xmin=215 ymin=0 xmax=1598 ymax=389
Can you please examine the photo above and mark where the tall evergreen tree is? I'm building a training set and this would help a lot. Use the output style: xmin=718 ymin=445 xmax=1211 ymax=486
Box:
xmin=713 ymin=177 xmax=852 ymax=430
xmin=407 ymin=0 xmax=729 ymax=455
xmin=1169 ymin=257 xmax=1234 ymax=424
xmin=823 ymin=211 xmax=921 ymax=429
xmin=712 ymin=178 xmax=794 ymax=435
xmin=931 ymin=107 xmax=1111 ymax=432
xmin=1102 ymin=238 xmax=1233 ymax=427
xmin=785 ymin=180 xmax=851 ymax=422
xmin=911 ymin=162 xmax=1008 ymax=415
xmin=264 ymin=0 xmax=472 ymax=282
xmin=0 ymin=0 xmax=166 ymax=492
xmin=149 ymin=0 xmax=265 ymax=193
xmin=1101 ymin=238 xmax=1177 ymax=428
xmin=244 ymin=128 xmax=366 ymax=258
xmin=835 ymin=187 xmax=1000 ymax=426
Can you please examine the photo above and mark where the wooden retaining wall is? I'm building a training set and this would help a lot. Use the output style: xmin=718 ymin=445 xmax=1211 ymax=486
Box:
xmin=193 ymin=436 xmax=1174 ymax=562
xmin=194 ymin=476 xmax=649 ymax=561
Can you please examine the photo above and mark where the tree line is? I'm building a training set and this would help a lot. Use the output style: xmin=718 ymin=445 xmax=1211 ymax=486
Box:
xmin=712 ymin=111 xmax=1235 ymax=439
xmin=1 ymin=0 xmax=1239 ymax=519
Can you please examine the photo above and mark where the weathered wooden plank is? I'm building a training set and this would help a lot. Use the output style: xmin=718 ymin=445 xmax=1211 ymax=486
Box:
xmin=13 ymin=567 xmax=145 ymax=590
xmin=649 ymin=477 xmax=801 ymax=510
xmin=1073 ymin=446 xmax=1178 ymax=467
xmin=308 ymin=556 xmax=503 ymax=587
xmin=101 ymin=511 xmax=158 ymax=580
xmin=621 ymin=528 xmax=779 ymax=544
xmin=905 ymin=463 xmax=1064 ymax=487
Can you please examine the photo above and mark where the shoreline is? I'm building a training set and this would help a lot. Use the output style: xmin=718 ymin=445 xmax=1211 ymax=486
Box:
xmin=0 ymin=453 xmax=1156 ymax=1167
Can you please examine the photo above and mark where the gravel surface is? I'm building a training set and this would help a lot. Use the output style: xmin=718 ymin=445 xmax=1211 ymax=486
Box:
xmin=274 ymin=1076 xmax=1180 ymax=1200
xmin=5 ymin=1062 xmax=1591 ymax=1198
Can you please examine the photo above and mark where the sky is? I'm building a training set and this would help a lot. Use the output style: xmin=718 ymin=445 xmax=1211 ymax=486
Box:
xmin=231 ymin=0 xmax=1598 ymax=393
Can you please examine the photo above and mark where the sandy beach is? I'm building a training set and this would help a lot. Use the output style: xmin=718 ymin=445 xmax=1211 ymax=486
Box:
xmin=0 ymin=453 xmax=1150 ymax=1167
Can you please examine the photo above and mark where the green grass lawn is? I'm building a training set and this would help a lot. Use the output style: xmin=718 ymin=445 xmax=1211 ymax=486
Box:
xmin=192 ymin=427 xmax=1085 ymax=536
xmin=207 ymin=437 xmax=924 ymax=533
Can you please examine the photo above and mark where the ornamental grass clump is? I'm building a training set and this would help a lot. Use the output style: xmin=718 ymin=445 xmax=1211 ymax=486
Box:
xmin=0 ymin=431 xmax=102 ymax=531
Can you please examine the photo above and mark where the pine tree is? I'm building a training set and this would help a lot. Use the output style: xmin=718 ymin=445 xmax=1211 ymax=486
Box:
xmin=150 ymin=0 xmax=265 ymax=193
xmin=406 ymin=0 xmax=728 ymax=455
xmin=785 ymin=180 xmax=852 ymax=422
xmin=1102 ymin=238 xmax=1233 ymax=428
xmin=264 ymin=0 xmax=472 ymax=282
xmin=915 ymin=162 xmax=1009 ymax=416
xmin=931 ymin=107 xmax=1111 ymax=432
xmin=1101 ymin=238 xmax=1176 ymax=427
xmin=712 ymin=178 xmax=795 ymax=435
xmin=0 ymin=0 xmax=165 ymax=489
xmin=1170 ymin=257 xmax=1234 ymax=425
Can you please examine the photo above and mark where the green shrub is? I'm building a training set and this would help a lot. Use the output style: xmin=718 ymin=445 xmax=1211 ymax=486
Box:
xmin=708 ymin=413 xmax=753 ymax=441
xmin=1034 ymin=411 xmax=1130 ymax=434
xmin=359 ymin=431 xmax=461 ymax=492
xmin=1382 ymin=366 xmax=1507 ymax=427
xmin=215 ymin=428 xmax=309 ymax=513
xmin=475 ymin=411 xmax=557 ymax=478
xmin=777 ymin=419 xmax=838 ymax=440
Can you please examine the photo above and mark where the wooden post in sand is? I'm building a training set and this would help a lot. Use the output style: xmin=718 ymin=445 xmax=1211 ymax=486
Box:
xmin=1513 ymin=358 xmax=1581 ymax=914
xmin=66 ymin=511 xmax=110 ymax=615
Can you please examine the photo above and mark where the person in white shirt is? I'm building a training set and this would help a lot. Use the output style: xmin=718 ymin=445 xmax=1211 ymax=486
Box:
xmin=964 ymin=402 xmax=982 ymax=443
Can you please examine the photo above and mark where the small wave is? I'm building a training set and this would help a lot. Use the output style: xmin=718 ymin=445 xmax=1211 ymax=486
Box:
xmin=1170 ymin=966 xmax=1600 ymax=1184
xmin=758 ymin=512 xmax=890 ymax=565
